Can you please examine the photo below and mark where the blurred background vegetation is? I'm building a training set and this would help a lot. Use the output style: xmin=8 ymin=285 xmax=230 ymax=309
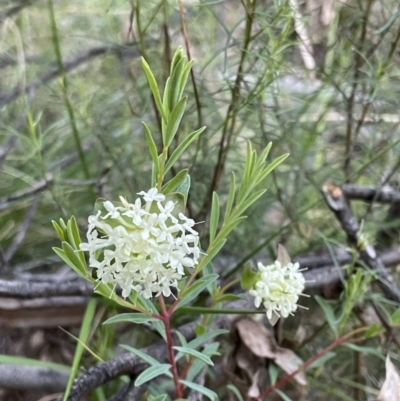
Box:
xmin=1 ymin=0 xmax=400 ymax=400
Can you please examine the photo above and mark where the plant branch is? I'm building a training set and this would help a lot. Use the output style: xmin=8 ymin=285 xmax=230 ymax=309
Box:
xmin=323 ymin=182 xmax=400 ymax=302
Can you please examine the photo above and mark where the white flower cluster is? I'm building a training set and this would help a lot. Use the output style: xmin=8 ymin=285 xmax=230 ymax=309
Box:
xmin=249 ymin=260 xmax=305 ymax=319
xmin=80 ymin=188 xmax=200 ymax=299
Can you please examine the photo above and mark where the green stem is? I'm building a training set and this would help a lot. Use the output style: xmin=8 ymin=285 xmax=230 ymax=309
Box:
xmin=47 ymin=0 xmax=90 ymax=180
xmin=157 ymin=146 xmax=169 ymax=190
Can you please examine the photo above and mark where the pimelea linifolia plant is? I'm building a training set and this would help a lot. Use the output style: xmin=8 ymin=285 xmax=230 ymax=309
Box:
xmin=52 ymin=47 xmax=306 ymax=400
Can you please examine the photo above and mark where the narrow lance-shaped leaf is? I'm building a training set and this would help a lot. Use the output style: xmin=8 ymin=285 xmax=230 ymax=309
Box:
xmin=162 ymin=76 xmax=171 ymax=125
xmin=179 ymin=380 xmax=218 ymax=401
xmin=52 ymin=220 xmax=66 ymax=242
xmin=256 ymin=142 xmax=273 ymax=168
xmin=175 ymin=274 xmax=219 ymax=310
xmin=209 ymin=192 xmax=220 ymax=243
xmin=164 ymin=126 xmax=206 ymax=173
xmin=165 ymin=97 xmax=187 ymax=147
xmin=103 ymin=313 xmax=160 ymax=325
xmin=217 ymin=216 xmax=247 ymax=240
xmin=174 ymin=346 xmax=214 ymax=365
xmin=141 ymin=57 xmax=167 ymax=121
xmin=187 ymin=342 xmax=220 ymax=382
xmin=135 ymin=364 xmax=172 ymax=386
xmin=120 ymin=344 xmax=168 ymax=369
xmin=186 ymin=329 xmax=229 ymax=350
xmin=255 ymin=153 xmax=289 ymax=185
xmin=162 ymin=169 xmax=188 ymax=194
xmin=62 ymin=241 xmax=87 ymax=273
xmin=178 ymin=60 xmax=194 ymax=100
xmin=175 ymin=174 xmax=191 ymax=203
xmin=202 ymin=262 xmax=217 ymax=295
xmin=170 ymin=47 xmax=184 ymax=74
xmin=233 ymin=190 xmax=266 ymax=219
xmin=168 ymin=57 xmax=186 ymax=111
xmin=196 ymin=239 xmax=227 ymax=272
xmin=53 ymin=247 xmax=86 ymax=279
xmin=224 ymin=172 xmax=236 ymax=223
xmin=66 ymin=216 xmax=86 ymax=266
xmin=63 ymin=298 xmax=97 ymax=401
xmin=142 ymin=122 xmax=160 ymax=175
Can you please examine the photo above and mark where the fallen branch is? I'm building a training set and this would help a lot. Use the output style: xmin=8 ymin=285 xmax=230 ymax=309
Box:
xmin=342 ymin=184 xmax=400 ymax=203
xmin=0 ymin=364 xmax=69 ymax=392
xmin=323 ymin=182 xmax=400 ymax=302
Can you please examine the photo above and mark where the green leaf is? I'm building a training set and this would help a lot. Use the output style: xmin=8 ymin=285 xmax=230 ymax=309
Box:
xmin=215 ymin=294 xmax=246 ymax=304
xmin=170 ymin=47 xmax=184 ymax=74
xmin=150 ymin=396 xmax=168 ymax=401
xmin=0 ymin=355 xmax=70 ymax=372
xmin=186 ymin=329 xmax=229 ymax=350
xmin=120 ymin=344 xmax=167 ymax=368
xmin=255 ymin=153 xmax=289 ymax=185
xmin=202 ymin=262 xmax=217 ymax=295
xmin=168 ymin=57 xmax=186 ymax=110
xmin=307 ymin=351 xmax=336 ymax=369
xmin=134 ymin=364 xmax=172 ymax=386
xmin=135 ymin=295 xmax=166 ymax=340
xmin=343 ymin=344 xmax=385 ymax=360
xmin=175 ymin=274 xmax=218 ymax=310
xmin=164 ymin=126 xmax=206 ymax=173
xmin=53 ymin=247 xmax=87 ymax=279
xmin=62 ymin=241 xmax=87 ymax=274
xmin=209 ymin=192 xmax=220 ymax=243
xmin=177 ymin=307 xmax=264 ymax=315
xmin=224 ymin=172 xmax=236 ymax=222
xmin=63 ymin=298 xmax=97 ymax=401
xmin=198 ymin=239 xmax=227 ymax=270
xmin=165 ymin=97 xmax=187 ymax=147
xmin=179 ymin=380 xmax=218 ymax=401
xmin=66 ymin=216 xmax=80 ymax=248
xmin=59 ymin=218 xmax=67 ymax=232
xmin=162 ymin=169 xmax=188 ymax=195
xmin=240 ymin=263 xmax=258 ymax=290
xmin=234 ymin=190 xmax=266 ymax=218
xmin=174 ymin=346 xmax=214 ymax=365
xmin=364 ymin=323 xmax=384 ymax=338
xmin=66 ymin=216 xmax=86 ymax=266
xmin=162 ymin=76 xmax=171 ymax=124
xmin=226 ymin=384 xmax=244 ymax=401
xmin=315 ymin=295 xmax=338 ymax=337
xmin=187 ymin=342 xmax=220 ymax=382
xmin=175 ymin=174 xmax=191 ymax=203
xmin=143 ymin=122 xmax=160 ymax=174
xmin=103 ymin=313 xmax=160 ymax=325
xmin=391 ymin=307 xmax=400 ymax=324
xmin=52 ymin=220 xmax=66 ymax=242
xmin=178 ymin=60 xmax=194 ymax=100
xmin=217 ymin=217 xmax=247 ymax=239
xmin=141 ymin=57 xmax=167 ymax=121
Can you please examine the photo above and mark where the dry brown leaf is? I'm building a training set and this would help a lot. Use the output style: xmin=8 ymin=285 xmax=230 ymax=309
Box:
xmin=235 ymin=317 xmax=308 ymax=386
xmin=236 ymin=318 xmax=276 ymax=358
xmin=377 ymin=355 xmax=400 ymax=401
xmin=274 ymin=347 xmax=307 ymax=386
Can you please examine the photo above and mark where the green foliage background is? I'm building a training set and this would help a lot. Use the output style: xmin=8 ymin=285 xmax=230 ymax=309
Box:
xmin=2 ymin=0 xmax=400 ymax=399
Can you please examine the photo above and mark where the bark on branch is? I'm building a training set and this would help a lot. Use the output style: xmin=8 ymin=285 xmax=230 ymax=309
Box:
xmin=323 ymin=182 xmax=400 ymax=302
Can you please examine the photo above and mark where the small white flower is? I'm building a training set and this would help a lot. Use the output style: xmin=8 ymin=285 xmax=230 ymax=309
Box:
xmin=80 ymin=188 xmax=201 ymax=299
xmin=249 ymin=260 xmax=305 ymax=320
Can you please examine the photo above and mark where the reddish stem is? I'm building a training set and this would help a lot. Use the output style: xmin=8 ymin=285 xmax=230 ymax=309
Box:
xmin=159 ymin=295 xmax=183 ymax=398
xmin=253 ymin=335 xmax=352 ymax=400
